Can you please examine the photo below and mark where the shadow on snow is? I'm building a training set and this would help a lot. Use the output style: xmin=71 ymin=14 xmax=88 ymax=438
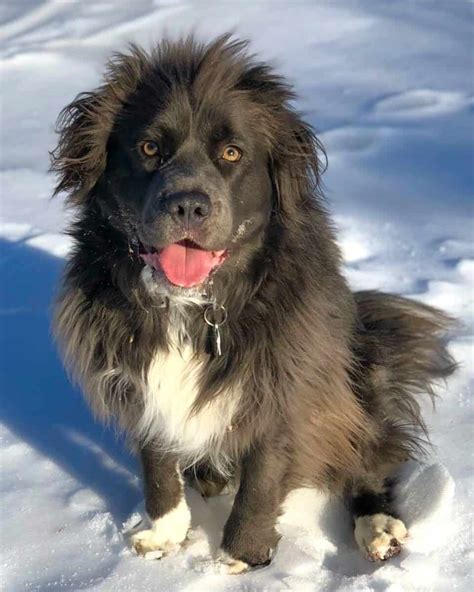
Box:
xmin=0 ymin=238 xmax=140 ymax=521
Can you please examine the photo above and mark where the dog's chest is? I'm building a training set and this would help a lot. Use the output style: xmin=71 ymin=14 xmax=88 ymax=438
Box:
xmin=141 ymin=343 xmax=237 ymax=461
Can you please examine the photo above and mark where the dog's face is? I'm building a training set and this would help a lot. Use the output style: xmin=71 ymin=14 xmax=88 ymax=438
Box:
xmin=102 ymin=88 xmax=273 ymax=290
xmin=52 ymin=37 xmax=322 ymax=296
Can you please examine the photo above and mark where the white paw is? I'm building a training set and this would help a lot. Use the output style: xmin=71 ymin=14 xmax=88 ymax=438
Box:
xmin=216 ymin=550 xmax=249 ymax=575
xmin=129 ymin=497 xmax=191 ymax=559
xmin=355 ymin=513 xmax=408 ymax=561
xmin=130 ymin=529 xmax=178 ymax=559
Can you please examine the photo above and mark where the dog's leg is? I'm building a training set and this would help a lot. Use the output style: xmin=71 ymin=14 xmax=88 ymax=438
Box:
xmin=130 ymin=446 xmax=190 ymax=558
xmin=348 ymin=478 xmax=407 ymax=561
xmin=185 ymin=462 xmax=235 ymax=497
xmin=219 ymin=444 xmax=287 ymax=574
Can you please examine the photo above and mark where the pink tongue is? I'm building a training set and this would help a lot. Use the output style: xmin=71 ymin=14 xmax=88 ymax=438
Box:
xmin=142 ymin=243 xmax=225 ymax=287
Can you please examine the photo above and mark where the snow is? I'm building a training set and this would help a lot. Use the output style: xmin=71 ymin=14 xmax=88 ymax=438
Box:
xmin=0 ymin=1 xmax=472 ymax=590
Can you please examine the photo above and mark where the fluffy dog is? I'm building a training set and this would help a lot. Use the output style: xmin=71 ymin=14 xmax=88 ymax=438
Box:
xmin=51 ymin=35 xmax=455 ymax=572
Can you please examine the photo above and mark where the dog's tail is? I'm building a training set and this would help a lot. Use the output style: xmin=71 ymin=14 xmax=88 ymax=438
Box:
xmin=353 ymin=290 xmax=457 ymax=451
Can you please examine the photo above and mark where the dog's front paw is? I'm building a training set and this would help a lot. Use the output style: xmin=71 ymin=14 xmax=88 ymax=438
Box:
xmin=216 ymin=551 xmax=250 ymax=575
xmin=129 ymin=498 xmax=191 ymax=559
xmin=130 ymin=528 xmax=179 ymax=559
xmin=355 ymin=513 xmax=408 ymax=561
xmin=218 ymin=521 xmax=278 ymax=574
xmin=216 ymin=545 xmax=273 ymax=574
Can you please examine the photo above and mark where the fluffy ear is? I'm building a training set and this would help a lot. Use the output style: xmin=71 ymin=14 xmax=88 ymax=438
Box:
xmin=271 ymin=112 xmax=326 ymax=219
xmin=50 ymin=46 xmax=149 ymax=204
xmin=234 ymin=58 xmax=326 ymax=218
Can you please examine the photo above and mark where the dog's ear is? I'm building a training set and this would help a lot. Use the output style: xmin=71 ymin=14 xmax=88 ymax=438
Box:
xmin=270 ymin=112 xmax=326 ymax=219
xmin=50 ymin=46 xmax=148 ymax=205
xmin=236 ymin=60 xmax=326 ymax=218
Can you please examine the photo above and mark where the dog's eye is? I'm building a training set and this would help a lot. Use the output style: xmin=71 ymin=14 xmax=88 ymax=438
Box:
xmin=221 ymin=145 xmax=242 ymax=162
xmin=142 ymin=141 xmax=160 ymax=158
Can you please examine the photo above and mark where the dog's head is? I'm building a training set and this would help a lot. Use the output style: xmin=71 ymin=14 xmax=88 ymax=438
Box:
xmin=51 ymin=36 xmax=324 ymax=296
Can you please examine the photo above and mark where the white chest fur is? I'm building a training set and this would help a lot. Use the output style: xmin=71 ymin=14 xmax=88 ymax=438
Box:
xmin=137 ymin=341 xmax=237 ymax=470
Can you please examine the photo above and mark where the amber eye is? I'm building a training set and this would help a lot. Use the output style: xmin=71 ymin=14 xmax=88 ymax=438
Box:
xmin=221 ymin=145 xmax=242 ymax=162
xmin=142 ymin=141 xmax=159 ymax=157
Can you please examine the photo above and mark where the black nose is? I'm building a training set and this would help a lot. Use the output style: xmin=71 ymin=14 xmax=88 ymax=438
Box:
xmin=165 ymin=192 xmax=212 ymax=229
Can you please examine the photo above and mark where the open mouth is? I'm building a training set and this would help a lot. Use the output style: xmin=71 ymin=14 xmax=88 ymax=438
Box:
xmin=139 ymin=239 xmax=228 ymax=288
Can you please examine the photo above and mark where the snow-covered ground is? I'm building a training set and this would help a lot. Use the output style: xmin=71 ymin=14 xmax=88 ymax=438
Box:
xmin=1 ymin=1 xmax=472 ymax=590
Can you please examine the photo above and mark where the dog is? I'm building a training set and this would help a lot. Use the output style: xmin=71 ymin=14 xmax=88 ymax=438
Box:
xmin=51 ymin=35 xmax=456 ymax=572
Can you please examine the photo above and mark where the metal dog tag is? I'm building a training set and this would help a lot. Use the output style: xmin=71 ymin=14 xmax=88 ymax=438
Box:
xmin=213 ymin=323 xmax=222 ymax=356
xmin=204 ymin=304 xmax=227 ymax=357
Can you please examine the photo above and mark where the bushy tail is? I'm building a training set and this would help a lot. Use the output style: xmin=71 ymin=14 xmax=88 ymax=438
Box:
xmin=353 ymin=290 xmax=457 ymax=453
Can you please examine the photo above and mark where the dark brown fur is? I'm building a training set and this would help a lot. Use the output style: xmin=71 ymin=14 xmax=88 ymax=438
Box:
xmin=51 ymin=35 xmax=456 ymax=567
